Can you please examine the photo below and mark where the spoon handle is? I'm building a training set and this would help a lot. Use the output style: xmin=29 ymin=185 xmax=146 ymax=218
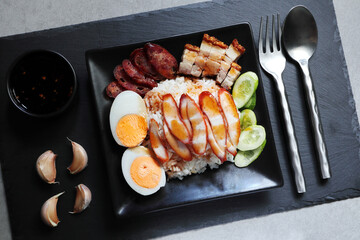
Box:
xmin=275 ymin=74 xmax=306 ymax=193
xmin=299 ymin=61 xmax=331 ymax=179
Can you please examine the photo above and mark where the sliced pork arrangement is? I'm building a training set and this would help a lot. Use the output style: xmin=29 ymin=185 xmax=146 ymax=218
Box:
xmin=178 ymin=34 xmax=246 ymax=90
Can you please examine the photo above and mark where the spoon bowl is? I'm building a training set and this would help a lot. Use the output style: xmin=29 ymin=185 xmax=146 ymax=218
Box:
xmin=283 ymin=6 xmax=318 ymax=61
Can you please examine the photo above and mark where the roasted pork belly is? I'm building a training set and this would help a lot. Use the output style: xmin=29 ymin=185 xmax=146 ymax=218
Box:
xmin=179 ymin=62 xmax=193 ymax=75
xmin=199 ymin=34 xmax=213 ymax=57
xmin=191 ymin=55 xmax=206 ymax=77
xmin=185 ymin=35 xmax=245 ymax=82
xmin=217 ymin=40 xmax=245 ymax=84
xmin=225 ymin=39 xmax=246 ymax=62
xmin=216 ymin=56 xmax=232 ymax=84
xmin=191 ymin=34 xmax=214 ymax=77
xmin=203 ymin=39 xmax=228 ymax=77
xmin=221 ymin=62 xmax=242 ymax=90
xmin=203 ymin=59 xmax=221 ymax=77
xmin=208 ymin=40 xmax=228 ymax=62
xmin=179 ymin=44 xmax=200 ymax=75
xmin=216 ymin=69 xmax=228 ymax=84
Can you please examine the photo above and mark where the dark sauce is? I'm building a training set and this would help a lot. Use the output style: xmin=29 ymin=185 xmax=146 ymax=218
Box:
xmin=10 ymin=51 xmax=75 ymax=115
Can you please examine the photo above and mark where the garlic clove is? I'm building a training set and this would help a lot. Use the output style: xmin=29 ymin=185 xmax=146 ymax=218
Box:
xmin=41 ymin=192 xmax=64 ymax=227
xmin=36 ymin=150 xmax=57 ymax=184
xmin=70 ymin=184 xmax=92 ymax=214
xmin=67 ymin=138 xmax=88 ymax=174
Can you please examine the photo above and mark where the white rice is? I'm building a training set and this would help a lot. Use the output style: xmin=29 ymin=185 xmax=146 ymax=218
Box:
xmin=144 ymin=77 xmax=234 ymax=180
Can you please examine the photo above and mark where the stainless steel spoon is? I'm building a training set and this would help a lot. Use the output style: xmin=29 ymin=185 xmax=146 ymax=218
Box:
xmin=283 ymin=5 xmax=331 ymax=179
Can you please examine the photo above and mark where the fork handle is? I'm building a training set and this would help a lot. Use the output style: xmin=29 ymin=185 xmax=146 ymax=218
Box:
xmin=299 ymin=60 xmax=331 ymax=179
xmin=274 ymin=74 xmax=306 ymax=193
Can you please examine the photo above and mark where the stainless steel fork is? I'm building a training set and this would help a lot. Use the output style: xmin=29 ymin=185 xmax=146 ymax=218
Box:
xmin=259 ymin=15 xmax=306 ymax=193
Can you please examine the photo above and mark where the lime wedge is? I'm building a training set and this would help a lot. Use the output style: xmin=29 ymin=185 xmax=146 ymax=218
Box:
xmin=232 ymin=71 xmax=258 ymax=109
xmin=237 ymin=125 xmax=266 ymax=151
xmin=243 ymin=93 xmax=256 ymax=110
xmin=240 ymin=109 xmax=257 ymax=130
xmin=235 ymin=140 xmax=266 ymax=167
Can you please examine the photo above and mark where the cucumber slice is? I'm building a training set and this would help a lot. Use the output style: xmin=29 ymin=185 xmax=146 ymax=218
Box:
xmin=240 ymin=109 xmax=257 ymax=130
xmin=232 ymin=71 xmax=259 ymax=109
xmin=235 ymin=140 xmax=266 ymax=167
xmin=243 ymin=93 xmax=256 ymax=110
xmin=237 ymin=125 xmax=266 ymax=151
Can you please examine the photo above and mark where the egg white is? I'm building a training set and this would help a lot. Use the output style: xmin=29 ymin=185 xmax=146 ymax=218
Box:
xmin=109 ymin=91 xmax=148 ymax=146
xmin=121 ymin=146 xmax=166 ymax=196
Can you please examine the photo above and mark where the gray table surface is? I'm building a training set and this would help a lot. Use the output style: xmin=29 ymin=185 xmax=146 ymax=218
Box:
xmin=1 ymin=0 xmax=359 ymax=239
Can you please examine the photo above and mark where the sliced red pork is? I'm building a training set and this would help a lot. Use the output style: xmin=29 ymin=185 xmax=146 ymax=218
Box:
xmin=186 ymin=94 xmax=208 ymax=155
xmin=149 ymin=119 xmax=169 ymax=163
xmin=199 ymin=91 xmax=227 ymax=162
xmin=163 ymin=122 xmax=192 ymax=161
xmin=162 ymin=94 xmax=191 ymax=144
xmin=218 ymin=88 xmax=241 ymax=151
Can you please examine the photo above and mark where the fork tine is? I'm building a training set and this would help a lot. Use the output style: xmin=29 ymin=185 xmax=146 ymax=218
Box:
xmin=277 ymin=14 xmax=281 ymax=50
xmin=259 ymin=17 xmax=263 ymax=54
xmin=265 ymin=16 xmax=270 ymax=53
xmin=272 ymin=15 xmax=277 ymax=51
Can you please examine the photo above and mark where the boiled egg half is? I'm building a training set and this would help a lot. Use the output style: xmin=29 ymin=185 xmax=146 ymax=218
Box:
xmin=109 ymin=91 xmax=148 ymax=147
xmin=122 ymin=146 xmax=166 ymax=195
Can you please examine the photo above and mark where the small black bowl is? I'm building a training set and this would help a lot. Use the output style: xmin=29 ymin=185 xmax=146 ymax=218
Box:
xmin=7 ymin=50 xmax=77 ymax=118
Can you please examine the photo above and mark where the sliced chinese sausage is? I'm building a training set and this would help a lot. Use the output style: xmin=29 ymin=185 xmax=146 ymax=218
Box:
xmin=204 ymin=117 xmax=226 ymax=162
xmin=162 ymin=94 xmax=191 ymax=144
xmin=130 ymin=48 xmax=164 ymax=81
xmin=113 ymin=64 xmax=123 ymax=81
xmin=114 ymin=65 xmax=150 ymax=97
xmin=163 ymin=123 xmax=192 ymax=161
xmin=106 ymin=81 xmax=123 ymax=98
xmin=186 ymin=95 xmax=207 ymax=155
xmin=121 ymin=59 xmax=145 ymax=82
xmin=122 ymin=59 xmax=158 ymax=88
xmin=199 ymin=91 xmax=227 ymax=155
xmin=144 ymin=43 xmax=178 ymax=79
xmin=149 ymin=119 xmax=169 ymax=163
xmin=179 ymin=94 xmax=193 ymax=138
xmin=218 ymin=88 xmax=241 ymax=146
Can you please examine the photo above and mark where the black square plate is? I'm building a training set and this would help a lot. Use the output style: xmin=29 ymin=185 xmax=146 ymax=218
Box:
xmin=85 ymin=23 xmax=283 ymax=218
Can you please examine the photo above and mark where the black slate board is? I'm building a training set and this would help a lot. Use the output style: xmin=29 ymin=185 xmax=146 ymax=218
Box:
xmin=0 ymin=0 xmax=359 ymax=239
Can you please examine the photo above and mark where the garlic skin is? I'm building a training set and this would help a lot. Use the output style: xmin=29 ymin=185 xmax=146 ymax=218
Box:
xmin=41 ymin=192 xmax=64 ymax=227
xmin=67 ymin=138 xmax=88 ymax=174
xmin=36 ymin=150 xmax=57 ymax=184
xmin=70 ymin=184 xmax=92 ymax=214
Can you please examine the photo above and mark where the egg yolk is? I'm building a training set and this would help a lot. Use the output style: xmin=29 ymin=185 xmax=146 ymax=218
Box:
xmin=130 ymin=156 xmax=161 ymax=189
xmin=116 ymin=114 xmax=148 ymax=147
